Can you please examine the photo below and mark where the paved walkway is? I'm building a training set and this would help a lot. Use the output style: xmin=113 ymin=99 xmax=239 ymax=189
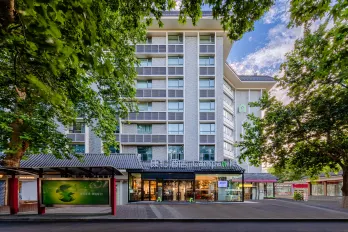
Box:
xmin=0 ymin=200 xmax=348 ymax=219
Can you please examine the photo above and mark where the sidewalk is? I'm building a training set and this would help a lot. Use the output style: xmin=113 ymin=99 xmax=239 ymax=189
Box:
xmin=0 ymin=200 xmax=347 ymax=220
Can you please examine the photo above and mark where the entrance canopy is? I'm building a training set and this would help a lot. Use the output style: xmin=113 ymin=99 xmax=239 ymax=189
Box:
xmin=0 ymin=153 xmax=143 ymax=176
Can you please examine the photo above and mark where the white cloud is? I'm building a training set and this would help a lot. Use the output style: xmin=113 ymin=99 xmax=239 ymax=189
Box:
xmin=262 ymin=0 xmax=290 ymax=24
xmin=248 ymin=36 xmax=252 ymax=42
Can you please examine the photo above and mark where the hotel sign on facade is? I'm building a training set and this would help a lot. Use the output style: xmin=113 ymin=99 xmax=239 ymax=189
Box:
xmin=150 ymin=159 xmax=237 ymax=169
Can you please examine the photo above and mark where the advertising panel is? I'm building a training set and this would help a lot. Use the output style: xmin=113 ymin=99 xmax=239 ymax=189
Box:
xmin=42 ymin=180 xmax=109 ymax=205
xmin=218 ymin=181 xmax=228 ymax=188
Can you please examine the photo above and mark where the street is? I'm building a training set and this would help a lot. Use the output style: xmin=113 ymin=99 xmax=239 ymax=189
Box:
xmin=0 ymin=221 xmax=348 ymax=232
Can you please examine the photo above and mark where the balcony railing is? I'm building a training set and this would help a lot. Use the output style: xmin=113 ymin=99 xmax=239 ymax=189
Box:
xmin=124 ymin=112 xmax=166 ymax=121
xmin=168 ymin=67 xmax=184 ymax=76
xmin=200 ymin=45 xmax=215 ymax=53
xmin=168 ymin=45 xmax=184 ymax=53
xmin=67 ymin=133 xmax=85 ymax=142
xmin=136 ymin=67 xmax=166 ymax=75
xmin=136 ymin=89 xmax=166 ymax=98
xmin=200 ymin=112 xmax=215 ymax=120
xmin=200 ymin=89 xmax=215 ymax=98
xmin=200 ymin=135 xmax=215 ymax=143
xmin=116 ymin=134 xmax=166 ymax=143
xmin=168 ymin=112 xmax=184 ymax=120
xmin=200 ymin=67 xmax=215 ymax=75
xmin=168 ymin=135 xmax=184 ymax=144
xmin=136 ymin=45 xmax=166 ymax=53
xmin=168 ymin=89 xmax=184 ymax=98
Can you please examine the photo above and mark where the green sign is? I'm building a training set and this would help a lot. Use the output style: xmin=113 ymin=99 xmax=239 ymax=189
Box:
xmin=42 ymin=180 xmax=109 ymax=205
xmin=239 ymin=104 xmax=247 ymax=113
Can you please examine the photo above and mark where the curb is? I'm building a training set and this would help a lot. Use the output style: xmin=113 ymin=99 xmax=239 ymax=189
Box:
xmin=0 ymin=218 xmax=348 ymax=222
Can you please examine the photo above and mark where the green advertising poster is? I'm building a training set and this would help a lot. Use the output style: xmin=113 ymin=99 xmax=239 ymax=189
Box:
xmin=42 ymin=180 xmax=109 ymax=205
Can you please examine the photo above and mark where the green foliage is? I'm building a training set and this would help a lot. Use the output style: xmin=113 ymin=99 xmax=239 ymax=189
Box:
xmin=237 ymin=0 xmax=348 ymax=197
xmin=293 ymin=192 xmax=303 ymax=201
xmin=0 ymin=0 xmax=273 ymax=165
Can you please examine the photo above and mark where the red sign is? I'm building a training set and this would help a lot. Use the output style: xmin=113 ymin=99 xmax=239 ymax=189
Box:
xmin=293 ymin=184 xmax=308 ymax=188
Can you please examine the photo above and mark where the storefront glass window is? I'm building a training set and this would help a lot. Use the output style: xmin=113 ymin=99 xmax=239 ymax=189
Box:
xmin=311 ymin=183 xmax=324 ymax=196
xmin=129 ymin=173 xmax=142 ymax=201
xmin=195 ymin=174 xmax=242 ymax=202
xmin=327 ymin=182 xmax=342 ymax=196
xmin=266 ymin=183 xmax=274 ymax=197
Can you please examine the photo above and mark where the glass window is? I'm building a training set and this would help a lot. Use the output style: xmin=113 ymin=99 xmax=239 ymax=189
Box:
xmin=138 ymin=102 xmax=152 ymax=111
xmin=224 ymin=126 xmax=233 ymax=137
xmin=129 ymin=173 xmax=142 ymax=201
xmin=199 ymin=56 xmax=215 ymax=66
xmin=199 ymin=78 xmax=215 ymax=88
xmin=137 ymin=146 xmax=152 ymax=161
xmin=168 ymin=57 xmax=184 ymax=66
xmin=168 ymin=79 xmax=184 ymax=88
xmin=168 ymin=35 xmax=183 ymax=44
xmin=224 ymin=142 xmax=233 ymax=151
xmin=137 ymin=124 xmax=152 ymax=134
xmin=114 ymin=125 xmax=120 ymax=133
xmin=200 ymin=124 xmax=215 ymax=134
xmin=109 ymin=146 xmax=119 ymax=153
xmin=312 ymin=183 xmax=324 ymax=196
xmin=199 ymin=145 xmax=215 ymax=161
xmin=168 ymin=101 xmax=184 ymax=112
xmin=224 ymin=94 xmax=233 ymax=106
xmin=200 ymin=101 xmax=215 ymax=112
xmin=146 ymin=37 xmax=152 ymax=44
xmin=168 ymin=145 xmax=184 ymax=160
xmin=200 ymin=35 xmax=215 ymax=44
xmin=224 ymin=110 xmax=233 ymax=121
xmin=224 ymin=80 xmax=234 ymax=94
xmin=69 ymin=122 xmax=85 ymax=133
xmin=139 ymin=58 xmax=152 ymax=67
xmin=168 ymin=124 xmax=184 ymax=134
xmin=137 ymin=80 xmax=152 ymax=88
xmin=71 ymin=144 xmax=85 ymax=153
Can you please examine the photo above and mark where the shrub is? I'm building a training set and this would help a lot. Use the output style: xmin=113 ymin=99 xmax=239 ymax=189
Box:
xmin=293 ymin=192 xmax=304 ymax=201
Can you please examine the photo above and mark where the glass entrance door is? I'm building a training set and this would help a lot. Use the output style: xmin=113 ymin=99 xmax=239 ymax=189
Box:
xmin=142 ymin=180 xmax=157 ymax=201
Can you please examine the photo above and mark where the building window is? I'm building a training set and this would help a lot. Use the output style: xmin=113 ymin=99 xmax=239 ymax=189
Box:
xmin=114 ymin=125 xmax=120 ymax=133
xmin=139 ymin=58 xmax=152 ymax=67
xmin=168 ymin=145 xmax=184 ymax=160
xmin=200 ymin=124 xmax=215 ymax=134
xmin=200 ymin=101 xmax=215 ymax=112
xmin=168 ymin=57 xmax=184 ymax=66
xmin=224 ymin=94 xmax=233 ymax=106
xmin=199 ymin=145 xmax=215 ymax=161
xmin=199 ymin=56 xmax=215 ymax=66
xmin=137 ymin=124 xmax=152 ymax=134
xmin=138 ymin=102 xmax=152 ymax=111
xmin=168 ymin=101 xmax=184 ymax=112
xmin=224 ymin=126 xmax=233 ymax=137
xmin=168 ymin=35 xmax=183 ymax=44
xmin=168 ymin=79 xmax=184 ymax=88
xmin=168 ymin=124 xmax=184 ymax=134
xmin=71 ymin=144 xmax=85 ymax=153
xmin=224 ymin=80 xmax=234 ymax=93
xmin=200 ymin=35 xmax=215 ymax=44
xmin=137 ymin=146 xmax=152 ymax=161
xmin=224 ymin=142 xmax=233 ymax=152
xmin=137 ymin=80 xmax=152 ymax=89
xmin=145 ymin=37 xmax=152 ymax=44
xmin=69 ymin=122 xmax=85 ymax=133
xmin=109 ymin=146 xmax=119 ymax=153
xmin=224 ymin=110 xmax=233 ymax=121
xmin=199 ymin=78 xmax=215 ymax=88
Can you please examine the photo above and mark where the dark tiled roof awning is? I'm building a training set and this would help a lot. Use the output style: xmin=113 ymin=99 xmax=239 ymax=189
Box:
xmin=239 ymin=75 xmax=275 ymax=82
xmin=141 ymin=160 xmax=244 ymax=173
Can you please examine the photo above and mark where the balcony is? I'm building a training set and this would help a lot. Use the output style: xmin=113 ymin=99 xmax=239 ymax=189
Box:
xmin=200 ymin=135 xmax=215 ymax=144
xmin=168 ymin=89 xmax=184 ymax=98
xmin=116 ymin=134 xmax=166 ymax=144
xmin=136 ymin=44 xmax=166 ymax=54
xmin=168 ymin=45 xmax=184 ymax=53
xmin=124 ymin=112 xmax=166 ymax=121
xmin=67 ymin=133 xmax=85 ymax=142
xmin=168 ymin=67 xmax=184 ymax=76
xmin=200 ymin=45 xmax=215 ymax=54
xmin=200 ymin=89 xmax=215 ymax=98
xmin=224 ymin=102 xmax=235 ymax=115
xmin=168 ymin=135 xmax=184 ymax=144
xmin=199 ymin=67 xmax=215 ymax=75
xmin=223 ymin=85 xmax=235 ymax=99
xmin=200 ymin=112 xmax=215 ymax=121
xmin=168 ymin=112 xmax=184 ymax=121
xmin=224 ymin=118 xmax=235 ymax=129
xmin=136 ymin=89 xmax=166 ymax=98
xmin=136 ymin=67 xmax=166 ymax=76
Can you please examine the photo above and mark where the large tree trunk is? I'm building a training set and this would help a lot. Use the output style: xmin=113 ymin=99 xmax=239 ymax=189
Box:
xmin=342 ymin=168 xmax=348 ymax=208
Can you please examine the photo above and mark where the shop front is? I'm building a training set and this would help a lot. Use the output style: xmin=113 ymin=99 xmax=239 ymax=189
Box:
xmin=128 ymin=160 xmax=245 ymax=202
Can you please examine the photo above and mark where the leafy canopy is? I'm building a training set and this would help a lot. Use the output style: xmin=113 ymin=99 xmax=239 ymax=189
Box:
xmin=0 ymin=0 xmax=274 ymax=166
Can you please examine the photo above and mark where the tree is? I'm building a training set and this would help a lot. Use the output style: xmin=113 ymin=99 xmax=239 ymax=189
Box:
xmin=237 ymin=0 xmax=348 ymax=207
xmin=0 ymin=0 xmax=274 ymax=167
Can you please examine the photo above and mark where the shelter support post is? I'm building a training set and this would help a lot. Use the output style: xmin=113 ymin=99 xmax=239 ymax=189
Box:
xmin=37 ymin=169 xmax=45 ymax=215
xmin=111 ymin=176 xmax=116 ymax=216
xmin=9 ymin=175 xmax=19 ymax=215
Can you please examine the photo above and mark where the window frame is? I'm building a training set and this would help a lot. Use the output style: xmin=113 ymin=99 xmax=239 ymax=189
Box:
xmin=168 ymin=123 xmax=184 ymax=134
xmin=199 ymin=56 xmax=215 ymax=66
xmin=168 ymin=101 xmax=184 ymax=112
xmin=168 ymin=56 xmax=184 ymax=66
xmin=69 ymin=122 xmax=85 ymax=133
xmin=168 ymin=35 xmax=183 ymax=44
xmin=199 ymin=145 xmax=215 ymax=161
xmin=200 ymin=35 xmax=215 ymax=44
xmin=139 ymin=58 xmax=152 ymax=67
xmin=137 ymin=146 xmax=153 ymax=161
xmin=200 ymin=123 xmax=215 ymax=135
xmin=138 ymin=102 xmax=152 ymax=111
xmin=137 ymin=124 xmax=152 ymax=134
xmin=168 ymin=78 xmax=184 ymax=89
xmin=136 ymin=80 xmax=152 ymax=89
xmin=199 ymin=101 xmax=215 ymax=112
xmin=199 ymin=78 xmax=215 ymax=89
xmin=168 ymin=145 xmax=184 ymax=160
